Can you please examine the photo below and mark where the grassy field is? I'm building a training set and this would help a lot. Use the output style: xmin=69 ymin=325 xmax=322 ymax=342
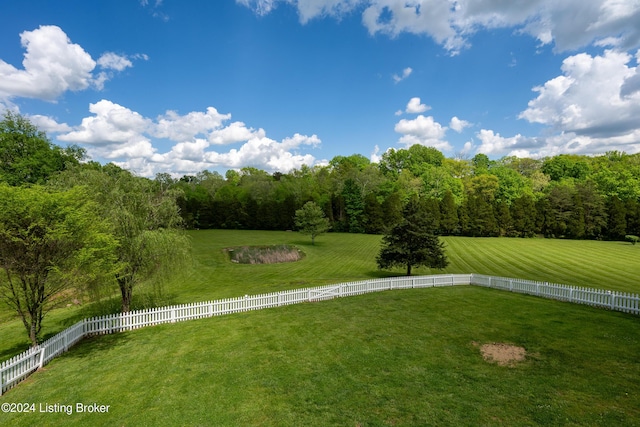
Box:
xmin=1 ymin=231 xmax=639 ymax=360
xmin=1 ymin=231 xmax=640 ymax=425
xmin=1 ymin=287 xmax=639 ymax=426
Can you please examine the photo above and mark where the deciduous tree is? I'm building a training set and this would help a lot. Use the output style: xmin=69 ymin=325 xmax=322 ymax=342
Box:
xmin=0 ymin=185 xmax=117 ymax=345
xmin=50 ymin=165 xmax=190 ymax=313
xmin=0 ymin=112 xmax=83 ymax=185
xmin=294 ymin=201 xmax=330 ymax=245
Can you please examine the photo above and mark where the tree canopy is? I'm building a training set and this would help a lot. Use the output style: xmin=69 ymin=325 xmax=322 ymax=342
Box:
xmin=0 ymin=111 xmax=84 ymax=186
xmin=0 ymin=185 xmax=117 ymax=345
xmin=50 ymin=164 xmax=190 ymax=313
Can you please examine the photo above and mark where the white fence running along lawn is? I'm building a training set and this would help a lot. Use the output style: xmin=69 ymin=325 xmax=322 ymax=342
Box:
xmin=1 ymin=273 xmax=639 ymax=396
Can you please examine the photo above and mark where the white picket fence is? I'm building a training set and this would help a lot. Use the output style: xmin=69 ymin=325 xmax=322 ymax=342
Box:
xmin=1 ymin=273 xmax=638 ymax=395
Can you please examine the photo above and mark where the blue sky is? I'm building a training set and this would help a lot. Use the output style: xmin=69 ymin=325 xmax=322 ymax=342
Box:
xmin=1 ymin=1 xmax=639 ymax=177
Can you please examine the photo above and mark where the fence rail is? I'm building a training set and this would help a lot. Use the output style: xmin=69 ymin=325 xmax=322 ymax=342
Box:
xmin=1 ymin=273 xmax=638 ymax=395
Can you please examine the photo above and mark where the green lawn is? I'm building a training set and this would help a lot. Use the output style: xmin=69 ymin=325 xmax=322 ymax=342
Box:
xmin=1 ymin=286 xmax=639 ymax=426
xmin=2 ymin=231 xmax=640 ymax=425
xmin=1 ymin=231 xmax=639 ymax=361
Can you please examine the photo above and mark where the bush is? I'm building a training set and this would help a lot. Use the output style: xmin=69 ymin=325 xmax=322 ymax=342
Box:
xmin=625 ymin=235 xmax=639 ymax=245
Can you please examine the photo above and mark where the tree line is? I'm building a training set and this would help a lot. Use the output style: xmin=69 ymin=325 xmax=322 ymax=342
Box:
xmin=169 ymin=145 xmax=640 ymax=241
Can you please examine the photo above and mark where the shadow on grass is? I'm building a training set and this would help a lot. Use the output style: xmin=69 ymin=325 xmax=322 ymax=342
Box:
xmin=0 ymin=341 xmax=32 ymax=361
xmin=59 ymin=332 xmax=133 ymax=360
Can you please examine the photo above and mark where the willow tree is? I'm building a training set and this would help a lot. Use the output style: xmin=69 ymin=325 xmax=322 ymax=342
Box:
xmin=50 ymin=164 xmax=190 ymax=312
xmin=0 ymin=185 xmax=117 ymax=346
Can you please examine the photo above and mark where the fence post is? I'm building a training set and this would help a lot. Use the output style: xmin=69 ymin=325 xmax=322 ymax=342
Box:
xmin=610 ymin=291 xmax=615 ymax=310
xmin=38 ymin=346 xmax=45 ymax=369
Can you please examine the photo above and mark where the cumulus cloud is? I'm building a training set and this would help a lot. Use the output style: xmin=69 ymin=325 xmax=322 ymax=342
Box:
xmin=474 ymin=48 xmax=640 ymax=157
xmin=48 ymin=100 xmax=321 ymax=176
xmin=475 ymin=129 xmax=542 ymax=157
xmin=520 ymin=49 xmax=640 ymax=138
xmin=0 ymin=25 xmax=96 ymax=100
xmin=27 ymin=115 xmax=73 ymax=133
xmin=237 ymin=1 xmax=640 ymax=53
xmin=405 ymin=97 xmax=429 ymax=114
xmin=153 ymin=108 xmax=231 ymax=141
xmin=394 ymin=114 xmax=451 ymax=151
xmin=0 ymin=25 xmax=146 ymax=101
xmin=392 ymin=66 xmax=412 ymax=83
xmin=449 ymin=116 xmax=471 ymax=133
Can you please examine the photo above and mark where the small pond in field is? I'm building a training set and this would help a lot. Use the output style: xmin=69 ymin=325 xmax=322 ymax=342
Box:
xmin=225 ymin=244 xmax=305 ymax=264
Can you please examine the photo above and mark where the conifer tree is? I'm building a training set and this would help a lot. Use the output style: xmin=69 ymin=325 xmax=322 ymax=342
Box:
xmin=377 ymin=196 xmax=448 ymax=276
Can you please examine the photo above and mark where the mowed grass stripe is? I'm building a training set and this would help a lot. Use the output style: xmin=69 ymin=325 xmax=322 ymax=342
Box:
xmin=444 ymin=238 xmax=540 ymax=278
xmin=441 ymin=237 xmax=640 ymax=292
xmin=1 ymin=231 xmax=639 ymax=361
xmin=1 ymin=287 xmax=639 ymax=426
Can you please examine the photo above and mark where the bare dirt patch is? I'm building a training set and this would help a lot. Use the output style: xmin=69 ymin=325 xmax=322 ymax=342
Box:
xmin=473 ymin=342 xmax=527 ymax=366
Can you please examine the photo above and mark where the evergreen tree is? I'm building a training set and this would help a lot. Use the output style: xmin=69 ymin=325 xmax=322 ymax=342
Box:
xmin=342 ymin=178 xmax=365 ymax=233
xmin=511 ymin=194 xmax=536 ymax=237
xmin=496 ymin=201 xmax=514 ymax=236
xmin=606 ymin=195 xmax=627 ymax=240
xmin=363 ymin=193 xmax=385 ymax=234
xmin=377 ymin=196 xmax=448 ymax=276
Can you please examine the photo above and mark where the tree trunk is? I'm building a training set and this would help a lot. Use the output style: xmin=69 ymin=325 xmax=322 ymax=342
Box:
xmin=120 ymin=282 xmax=132 ymax=313
xmin=29 ymin=322 xmax=38 ymax=348
xmin=406 ymin=264 xmax=412 ymax=276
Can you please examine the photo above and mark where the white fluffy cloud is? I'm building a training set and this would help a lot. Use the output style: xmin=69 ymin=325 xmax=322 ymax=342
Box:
xmin=473 ymin=48 xmax=640 ymax=157
xmin=28 ymin=115 xmax=73 ymax=133
xmin=50 ymin=100 xmax=321 ymax=176
xmin=0 ymin=26 xmax=145 ymax=101
xmin=238 ymin=1 xmax=640 ymax=53
xmin=0 ymin=25 xmax=96 ymax=100
xmin=520 ymin=49 xmax=640 ymax=135
xmin=405 ymin=97 xmax=429 ymax=114
xmin=449 ymin=116 xmax=471 ymax=133
xmin=58 ymin=100 xmax=155 ymax=160
xmin=153 ymin=108 xmax=231 ymax=141
xmin=394 ymin=114 xmax=451 ymax=151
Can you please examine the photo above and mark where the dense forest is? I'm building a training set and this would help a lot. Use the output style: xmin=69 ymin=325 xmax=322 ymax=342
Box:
xmin=2 ymin=112 xmax=640 ymax=241
xmin=164 ymin=144 xmax=640 ymax=241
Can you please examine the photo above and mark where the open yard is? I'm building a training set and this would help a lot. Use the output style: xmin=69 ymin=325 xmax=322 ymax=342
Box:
xmin=1 ymin=231 xmax=640 ymax=425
